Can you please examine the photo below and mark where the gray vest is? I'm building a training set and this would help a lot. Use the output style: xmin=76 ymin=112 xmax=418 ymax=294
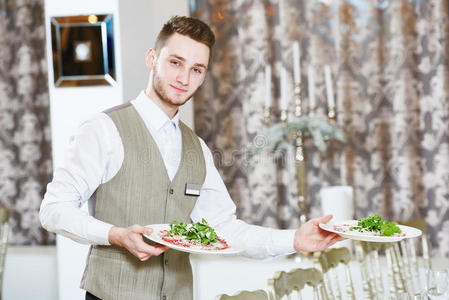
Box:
xmin=82 ymin=103 xmax=206 ymax=300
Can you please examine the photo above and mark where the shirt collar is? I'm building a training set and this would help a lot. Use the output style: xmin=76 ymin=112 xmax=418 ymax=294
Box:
xmin=134 ymin=90 xmax=180 ymax=131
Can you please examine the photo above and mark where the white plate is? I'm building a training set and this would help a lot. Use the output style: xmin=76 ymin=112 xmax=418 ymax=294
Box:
xmin=144 ymin=224 xmax=244 ymax=255
xmin=319 ymin=220 xmax=422 ymax=242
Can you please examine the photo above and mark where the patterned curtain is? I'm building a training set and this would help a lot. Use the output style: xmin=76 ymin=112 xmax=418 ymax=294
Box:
xmin=191 ymin=0 xmax=449 ymax=258
xmin=0 ymin=0 xmax=53 ymax=245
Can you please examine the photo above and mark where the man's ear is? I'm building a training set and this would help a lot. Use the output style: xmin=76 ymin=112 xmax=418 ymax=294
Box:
xmin=145 ymin=48 xmax=157 ymax=70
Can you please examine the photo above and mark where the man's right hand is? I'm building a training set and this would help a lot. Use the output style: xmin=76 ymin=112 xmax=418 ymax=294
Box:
xmin=108 ymin=225 xmax=168 ymax=261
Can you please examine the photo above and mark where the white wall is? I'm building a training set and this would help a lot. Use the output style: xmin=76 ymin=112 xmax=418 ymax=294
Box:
xmin=2 ymin=247 xmax=57 ymax=300
xmin=42 ymin=1 xmax=191 ymax=300
xmin=44 ymin=1 xmax=123 ymax=299
xmin=45 ymin=0 xmax=123 ymax=168
xmin=118 ymin=0 xmax=194 ymax=127
xmin=45 ymin=0 xmax=192 ymax=167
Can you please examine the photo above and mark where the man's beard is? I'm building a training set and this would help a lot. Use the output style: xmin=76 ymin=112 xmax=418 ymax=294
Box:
xmin=152 ymin=70 xmax=195 ymax=107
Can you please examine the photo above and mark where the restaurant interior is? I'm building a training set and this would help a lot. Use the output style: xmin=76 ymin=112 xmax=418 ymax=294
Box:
xmin=0 ymin=0 xmax=449 ymax=299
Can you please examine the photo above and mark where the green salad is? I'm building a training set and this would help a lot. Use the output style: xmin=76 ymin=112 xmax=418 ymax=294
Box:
xmin=167 ymin=218 xmax=217 ymax=245
xmin=350 ymin=214 xmax=401 ymax=236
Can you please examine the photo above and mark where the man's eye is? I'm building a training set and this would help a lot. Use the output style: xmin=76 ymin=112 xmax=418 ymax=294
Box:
xmin=193 ymin=68 xmax=202 ymax=74
xmin=171 ymin=61 xmax=179 ymax=66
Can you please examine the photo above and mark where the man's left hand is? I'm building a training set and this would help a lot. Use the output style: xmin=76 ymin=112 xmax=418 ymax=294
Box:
xmin=293 ymin=215 xmax=345 ymax=252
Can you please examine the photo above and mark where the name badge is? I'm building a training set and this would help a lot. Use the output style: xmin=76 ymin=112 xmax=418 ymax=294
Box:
xmin=185 ymin=183 xmax=201 ymax=196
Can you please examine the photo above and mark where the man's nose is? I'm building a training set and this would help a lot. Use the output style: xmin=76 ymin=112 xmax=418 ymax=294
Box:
xmin=176 ymin=68 xmax=189 ymax=86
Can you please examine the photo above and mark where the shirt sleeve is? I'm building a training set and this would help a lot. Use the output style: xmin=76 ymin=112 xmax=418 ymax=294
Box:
xmin=39 ymin=113 xmax=121 ymax=245
xmin=190 ymin=138 xmax=296 ymax=259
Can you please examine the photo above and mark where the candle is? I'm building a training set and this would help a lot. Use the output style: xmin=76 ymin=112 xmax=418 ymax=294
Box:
xmin=293 ymin=42 xmax=301 ymax=84
xmin=280 ymin=67 xmax=288 ymax=110
xmin=324 ymin=65 xmax=335 ymax=108
xmin=308 ymin=65 xmax=316 ymax=109
xmin=279 ymin=0 xmax=284 ymax=29
xmin=264 ymin=65 xmax=272 ymax=107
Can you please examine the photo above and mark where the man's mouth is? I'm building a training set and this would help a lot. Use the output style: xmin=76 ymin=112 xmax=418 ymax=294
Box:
xmin=170 ymin=84 xmax=188 ymax=93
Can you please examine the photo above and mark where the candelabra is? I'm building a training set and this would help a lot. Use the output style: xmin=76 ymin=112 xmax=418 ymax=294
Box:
xmin=262 ymin=82 xmax=342 ymax=226
xmin=264 ymin=81 xmax=309 ymax=224
xmin=292 ymin=82 xmax=307 ymax=225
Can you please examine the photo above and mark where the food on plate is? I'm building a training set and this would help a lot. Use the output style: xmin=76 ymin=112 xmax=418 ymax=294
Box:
xmin=159 ymin=218 xmax=230 ymax=250
xmin=333 ymin=214 xmax=404 ymax=237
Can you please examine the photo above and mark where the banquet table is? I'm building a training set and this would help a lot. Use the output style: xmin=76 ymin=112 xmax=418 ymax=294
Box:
xmin=190 ymin=251 xmax=449 ymax=299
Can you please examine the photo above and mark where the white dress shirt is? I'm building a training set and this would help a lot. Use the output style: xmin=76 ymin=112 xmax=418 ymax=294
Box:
xmin=39 ymin=91 xmax=296 ymax=258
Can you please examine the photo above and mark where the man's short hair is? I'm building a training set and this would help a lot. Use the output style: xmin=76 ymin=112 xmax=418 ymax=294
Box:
xmin=154 ymin=16 xmax=215 ymax=59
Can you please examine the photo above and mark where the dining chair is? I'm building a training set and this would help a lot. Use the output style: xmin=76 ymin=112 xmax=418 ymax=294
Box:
xmin=313 ymin=247 xmax=355 ymax=300
xmin=355 ymin=240 xmax=417 ymax=299
xmin=267 ymin=267 xmax=325 ymax=300
xmin=353 ymin=219 xmax=430 ymax=299
xmin=375 ymin=219 xmax=432 ymax=297
xmin=354 ymin=241 xmax=391 ymax=300
xmin=387 ymin=242 xmax=409 ymax=297
xmin=397 ymin=219 xmax=431 ymax=294
xmin=215 ymin=289 xmax=269 ymax=300
xmin=0 ymin=207 xmax=10 ymax=300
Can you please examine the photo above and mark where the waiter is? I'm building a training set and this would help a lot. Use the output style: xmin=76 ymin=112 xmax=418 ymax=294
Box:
xmin=40 ymin=16 xmax=342 ymax=300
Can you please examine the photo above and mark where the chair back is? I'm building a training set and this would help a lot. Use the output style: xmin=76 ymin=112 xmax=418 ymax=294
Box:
xmin=314 ymin=247 xmax=355 ymax=300
xmin=355 ymin=241 xmax=394 ymax=299
xmin=401 ymin=219 xmax=430 ymax=268
xmin=267 ymin=267 xmax=324 ymax=300
xmin=0 ymin=207 xmax=10 ymax=300
xmin=216 ymin=289 xmax=269 ymax=300
xmin=356 ymin=240 xmax=418 ymax=299
xmin=353 ymin=219 xmax=428 ymax=299
xmin=399 ymin=219 xmax=431 ymax=294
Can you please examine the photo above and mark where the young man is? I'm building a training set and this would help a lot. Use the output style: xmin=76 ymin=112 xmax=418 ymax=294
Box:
xmin=40 ymin=16 xmax=342 ymax=300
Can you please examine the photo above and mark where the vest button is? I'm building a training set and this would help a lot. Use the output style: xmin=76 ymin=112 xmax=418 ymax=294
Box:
xmin=162 ymin=295 xmax=166 ymax=300
xmin=165 ymin=259 xmax=168 ymax=265
xmin=169 ymin=188 xmax=174 ymax=194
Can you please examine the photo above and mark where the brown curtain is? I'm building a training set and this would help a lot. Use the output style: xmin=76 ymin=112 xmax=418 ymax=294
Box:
xmin=0 ymin=0 xmax=53 ymax=245
xmin=191 ymin=0 xmax=449 ymax=258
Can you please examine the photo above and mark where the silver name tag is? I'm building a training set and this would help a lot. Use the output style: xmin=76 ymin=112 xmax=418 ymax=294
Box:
xmin=185 ymin=183 xmax=201 ymax=196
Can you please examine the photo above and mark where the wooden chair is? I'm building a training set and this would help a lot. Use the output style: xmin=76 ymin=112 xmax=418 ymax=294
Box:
xmin=313 ymin=247 xmax=355 ymax=300
xmin=216 ymin=290 xmax=269 ymax=300
xmin=267 ymin=267 xmax=325 ymax=300
xmin=0 ymin=207 xmax=10 ymax=300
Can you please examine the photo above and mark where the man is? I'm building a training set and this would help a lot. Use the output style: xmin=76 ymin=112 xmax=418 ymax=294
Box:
xmin=40 ymin=16 xmax=342 ymax=300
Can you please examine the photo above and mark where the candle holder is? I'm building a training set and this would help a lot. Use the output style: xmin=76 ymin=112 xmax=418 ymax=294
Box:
xmin=256 ymin=83 xmax=346 ymax=228
xmin=328 ymin=105 xmax=336 ymax=123
xmin=280 ymin=109 xmax=288 ymax=128
xmin=263 ymin=106 xmax=273 ymax=125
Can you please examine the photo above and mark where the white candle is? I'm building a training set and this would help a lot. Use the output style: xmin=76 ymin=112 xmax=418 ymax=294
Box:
xmin=293 ymin=42 xmax=301 ymax=84
xmin=280 ymin=67 xmax=288 ymax=110
xmin=324 ymin=65 xmax=335 ymax=108
xmin=264 ymin=65 xmax=272 ymax=107
xmin=279 ymin=0 xmax=284 ymax=29
xmin=308 ymin=65 xmax=316 ymax=109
